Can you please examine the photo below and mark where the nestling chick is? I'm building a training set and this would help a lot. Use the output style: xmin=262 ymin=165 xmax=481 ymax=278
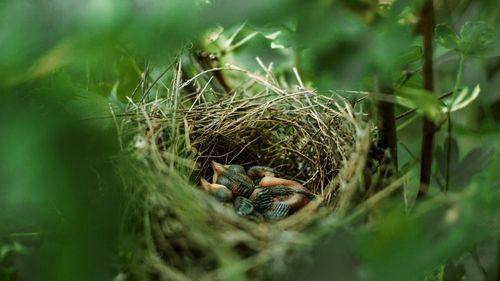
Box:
xmin=249 ymin=188 xmax=273 ymax=211
xmin=259 ymin=176 xmax=315 ymax=213
xmin=263 ymin=201 xmax=290 ymax=220
xmin=233 ymin=196 xmax=255 ymax=216
xmin=200 ymin=178 xmax=233 ymax=203
xmin=227 ymin=164 xmax=246 ymax=175
xmin=211 ymin=161 xmax=255 ymax=198
xmin=247 ymin=166 xmax=278 ymax=184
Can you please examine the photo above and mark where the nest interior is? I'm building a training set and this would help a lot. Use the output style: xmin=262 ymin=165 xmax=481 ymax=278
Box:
xmin=122 ymin=65 xmax=372 ymax=280
xmin=186 ymin=91 xmax=359 ymax=196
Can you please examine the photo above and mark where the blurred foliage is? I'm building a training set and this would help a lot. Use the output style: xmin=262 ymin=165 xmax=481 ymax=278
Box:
xmin=436 ymin=21 xmax=494 ymax=57
xmin=1 ymin=0 xmax=499 ymax=280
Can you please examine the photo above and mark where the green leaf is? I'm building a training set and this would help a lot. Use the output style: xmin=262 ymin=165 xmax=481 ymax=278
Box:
xmin=435 ymin=137 xmax=494 ymax=189
xmin=435 ymin=22 xmax=493 ymax=57
xmin=251 ymin=24 xmax=302 ymax=49
xmin=436 ymin=24 xmax=459 ymax=51
xmin=454 ymin=147 xmax=494 ymax=187
xmin=400 ymin=46 xmax=423 ymax=65
xmin=443 ymin=261 xmax=465 ymax=281
xmin=448 ymin=85 xmax=480 ymax=112
xmin=458 ymin=22 xmax=494 ymax=56
xmin=435 ymin=136 xmax=459 ymax=190
xmin=271 ymin=27 xmax=301 ymax=49
xmin=395 ymin=87 xmax=443 ymax=123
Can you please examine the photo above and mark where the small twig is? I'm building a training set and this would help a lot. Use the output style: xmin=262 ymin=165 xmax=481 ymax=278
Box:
xmin=189 ymin=77 xmax=214 ymax=112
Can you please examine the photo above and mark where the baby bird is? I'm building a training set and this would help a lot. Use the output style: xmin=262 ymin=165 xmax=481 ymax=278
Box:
xmin=259 ymin=176 xmax=315 ymax=213
xmin=247 ymin=166 xmax=278 ymax=184
xmin=211 ymin=161 xmax=255 ymax=198
xmin=263 ymin=201 xmax=290 ymax=220
xmin=227 ymin=164 xmax=246 ymax=175
xmin=233 ymin=196 xmax=255 ymax=216
xmin=249 ymin=188 xmax=273 ymax=211
xmin=200 ymin=178 xmax=233 ymax=203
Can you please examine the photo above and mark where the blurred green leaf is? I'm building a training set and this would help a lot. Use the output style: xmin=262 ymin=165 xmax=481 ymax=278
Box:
xmin=435 ymin=137 xmax=494 ymax=189
xmin=436 ymin=22 xmax=493 ymax=57
xmin=455 ymin=147 xmax=494 ymax=186
xmin=458 ymin=22 xmax=494 ymax=56
xmin=396 ymin=87 xmax=443 ymax=123
xmin=436 ymin=24 xmax=460 ymax=51
xmin=400 ymin=46 xmax=423 ymax=65
xmin=249 ymin=23 xmax=302 ymax=49
xmin=446 ymin=85 xmax=480 ymax=113
xmin=443 ymin=261 xmax=465 ymax=281
xmin=270 ymin=27 xmax=301 ymax=49
xmin=435 ymin=136 xmax=460 ymax=174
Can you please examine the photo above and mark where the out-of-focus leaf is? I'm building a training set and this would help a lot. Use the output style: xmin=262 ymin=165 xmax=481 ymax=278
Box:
xmin=447 ymin=85 xmax=480 ymax=112
xmin=434 ymin=136 xmax=460 ymax=189
xmin=249 ymin=24 xmax=302 ymax=49
xmin=453 ymin=147 xmax=494 ymax=187
xmin=271 ymin=27 xmax=301 ymax=49
xmin=435 ymin=136 xmax=460 ymax=180
xmin=436 ymin=24 xmax=459 ymax=51
xmin=400 ymin=45 xmax=423 ymax=65
xmin=443 ymin=261 xmax=465 ymax=281
xmin=435 ymin=22 xmax=493 ymax=57
xmin=0 ymin=91 xmax=123 ymax=281
xmin=395 ymin=87 xmax=443 ymax=123
xmin=435 ymin=136 xmax=494 ymax=189
xmin=0 ymin=242 xmax=28 ymax=262
xmin=458 ymin=22 xmax=494 ymax=56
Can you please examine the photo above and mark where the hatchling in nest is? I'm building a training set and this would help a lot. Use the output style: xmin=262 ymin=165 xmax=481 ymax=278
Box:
xmin=249 ymin=188 xmax=273 ymax=211
xmin=259 ymin=176 xmax=316 ymax=213
xmin=200 ymin=178 xmax=233 ymax=203
xmin=211 ymin=161 xmax=255 ymax=198
xmin=233 ymin=196 xmax=255 ymax=216
xmin=247 ymin=166 xmax=279 ymax=184
xmin=205 ymin=161 xmax=316 ymax=220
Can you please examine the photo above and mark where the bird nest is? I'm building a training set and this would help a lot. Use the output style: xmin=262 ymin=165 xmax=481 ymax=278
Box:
xmin=120 ymin=63 xmax=373 ymax=280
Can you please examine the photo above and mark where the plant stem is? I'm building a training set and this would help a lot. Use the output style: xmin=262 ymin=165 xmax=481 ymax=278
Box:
xmin=418 ymin=0 xmax=436 ymax=198
xmin=454 ymin=55 xmax=465 ymax=93
xmin=445 ymin=55 xmax=465 ymax=192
